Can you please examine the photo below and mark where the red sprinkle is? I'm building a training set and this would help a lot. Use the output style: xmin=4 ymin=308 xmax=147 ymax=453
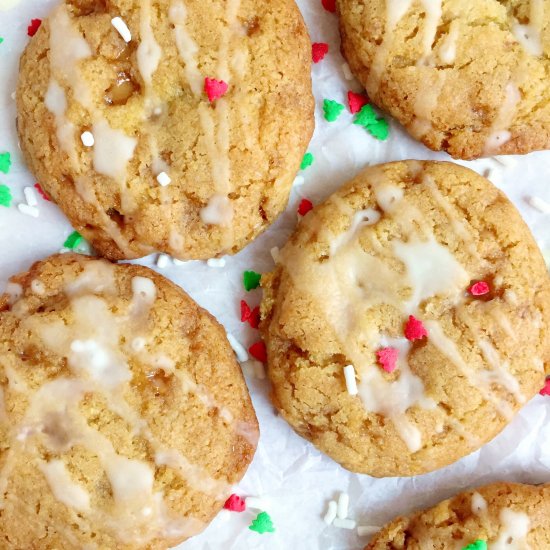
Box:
xmin=469 ymin=281 xmax=490 ymax=296
xmin=249 ymin=341 xmax=267 ymax=363
xmin=298 ymin=198 xmax=314 ymax=216
xmin=322 ymin=0 xmax=336 ymax=12
xmin=34 ymin=183 xmax=51 ymax=201
xmin=240 ymin=300 xmax=260 ymax=329
xmin=27 ymin=19 xmax=42 ymax=37
xmin=312 ymin=42 xmax=329 ymax=63
xmin=204 ymin=78 xmax=228 ymax=103
xmin=224 ymin=494 xmax=246 ymax=512
xmin=347 ymin=91 xmax=369 ymax=114
xmin=404 ymin=315 xmax=428 ymax=341
xmin=540 ymin=379 xmax=550 ymax=396
xmin=377 ymin=347 xmax=399 ymax=373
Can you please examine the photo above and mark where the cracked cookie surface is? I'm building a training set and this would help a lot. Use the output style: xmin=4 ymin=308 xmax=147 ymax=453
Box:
xmin=0 ymin=253 xmax=258 ymax=549
xmin=337 ymin=0 xmax=550 ymax=159
xmin=260 ymin=160 xmax=550 ymax=477
xmin=17 ymin=0 xmax=314 ymax=260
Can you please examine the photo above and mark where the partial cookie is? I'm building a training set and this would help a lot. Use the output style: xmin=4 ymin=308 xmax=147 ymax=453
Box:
xmin=337 ymin=0 xmax=550 ymax=159
xmin=0 ymin=254 xmax=258 ymax=549
xmin=366 ymin=482 xmax=550 ymax=549
xmin=260 ymin=160 xmax=550 ymax=477
xmin=17 ymin=0 xmax=314 ymax=260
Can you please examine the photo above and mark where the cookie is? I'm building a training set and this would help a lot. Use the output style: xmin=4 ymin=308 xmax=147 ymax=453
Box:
xmin=337 ymin=0 xmax=550 ymax=159
xmin=366 ymin=481 xmax=550 ymax=549
xmin=0 ymin=254 xmax=258 ymax=549
xmin=17 ymin=0 xmax=314 ymax=260
xmin=260 ymin=160 xmax=550 ymax=477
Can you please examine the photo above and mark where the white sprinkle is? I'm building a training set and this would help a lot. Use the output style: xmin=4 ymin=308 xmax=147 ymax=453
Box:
xmin=30 ymin=279 xmax=45 ymax=295
xmin=111 ymin=16 xmax=132 ymax=42
xmin=343 ymin=365 xmax=358 ymax=395
xmin=337 ymin=492 xmax=349 ymax=519
xmin=80 ymin=131 xmax=95 ymax=147
xmin=23 ymin=187 xmax=38 ymax=207
xmin=59 ymin=247 xmax=71 ymax=254
xmin=131 ymin=337 xmax=146 ymax=352
xmin=18 ymin=204 xmax=39 ymax=218
xmin=342 ymin=62 xmax=353 ymax=80
xmin=333 ymin=518 xmax=356 ymax=530
xmin=156 ymin=254 xmax=171 ymax=269
xmin=172 ymin=259 xmax=186 ymax=266
xmin=357 ymin=525 xmax=381 ymax=537
xmin=156 ymin=171 xmax=171 ymax=187
xmin=270 ymin=246 xmax=280 ymax=263
xmin=10 ymin=91 xmax=16 ymax=100
xmin=526 ymin=195 xmax=550 ymax=214
xmin=294 ymin=175 xmax=305 ymax=187
xmin=245 ymin=496 xmax=267 ymax=510
xmin=207 ymin=258 xmax=226 ymax=268
xmin=227 ymin=333 xmax=249 ymax=362
xmin=323 ymin=500 xmax=338 ymax=525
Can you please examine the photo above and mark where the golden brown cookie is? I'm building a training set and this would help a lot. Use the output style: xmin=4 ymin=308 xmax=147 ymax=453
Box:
xmin=0 ymin=254 xmax=258 ymax=549
xmin=337 ymin=0 xmax=550 ymax=159
xmin=366 ymin=482 xmax=550 ymax=549
xmin=17 ymin=0 xmax=314 ymax=260
xmin=260 ymin=160 xmax=550 ymax=477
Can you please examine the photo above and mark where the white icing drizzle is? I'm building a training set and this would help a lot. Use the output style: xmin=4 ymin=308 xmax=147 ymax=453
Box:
xmin=48 ymin=5 xmax=92 ymax=106
xmin=393 ymin=237 xmax=469 ymax=313
xmin=471 ymin=491 xmax=488 ymax=515
xmin=44 ymin=80 xmax=77 ymax=164
xmin=513 ymin=0 xmax=544 ymax=56
xmin=438 ymin=20 xmax=460 ymax=64
xmin=490 ymin=508 xmax=531 ymax=549
xmin=200 ymin=193 xmax=234 ymax=226
xmin=411 ymin=71 xmax=446 ymax=138
xmin=92 ymin=119 xmax=138 ymax=211
xmin=169 ymin=2 xmax=203 ymax=95
xmin=367 ymin=0 xmax=413 ymax=94
xmin=280 ymin=166 xmax=522 ymax=452
xmin=137 ymin=0 xmax=162 ymax=86
xmin=484 ymin=83 xmax=521 ymax=154
xmin=38 ymin=459 xmax=91 ymax=513
xmin=0 ymin=259 xmax=253 ymax=543
xmin=418 ymin=0 xmax=443 ymax=64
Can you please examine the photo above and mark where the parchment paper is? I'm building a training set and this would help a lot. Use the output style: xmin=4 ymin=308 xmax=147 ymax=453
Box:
xmin=0 ymin=1 xmax=549 ymax=548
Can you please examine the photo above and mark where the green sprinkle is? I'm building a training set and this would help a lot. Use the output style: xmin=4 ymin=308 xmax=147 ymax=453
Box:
xmin=0 ymin=38 xmax=4 ymax=45
xmin=353 ymin=104 xmax=390 ymax=140
xmin=323 ymin=99 xmax=345 ymax=122
xmin=462 ymin=541 xmax=487 ymax=550
xmin=0 ymin=152 xmax=11 ymax=174
xmin=0 ymin=184 xmax=12 ymax=207
xmin=300 ymin=152 xmax=314 ymax=170
xmin=64 ymin=231 xmax=83 ymax=250
xmin=249 ymin=511 xmax=275 ymax=534
xmin=243 ymin=270 xmax=261 ymax=291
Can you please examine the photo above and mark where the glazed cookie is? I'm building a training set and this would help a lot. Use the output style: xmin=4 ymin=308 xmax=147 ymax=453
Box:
xmin=260 ymin=160 xmax=550 ymax=477
xmin=0 ymin=254 xmax=258 ymax=549
xmin=17 ymin=0 xmax=314 ymax=260
xmin=337 ymin=0 xmax=550 ymax=159
xmin=366 ymin=482 xmax=550 ymax=549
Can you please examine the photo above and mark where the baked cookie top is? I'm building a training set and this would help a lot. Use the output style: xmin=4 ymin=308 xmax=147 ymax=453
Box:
xmin=17 ymin=0 xmax=314 ymax=260
xmin=260 ymin=160 xmax=550 ymax=477
xmin=337 ymin=0 xmax=550 ymax=159
xmin=0 ymin=254 xmax=258 ymax=549
xmin=366 ymin=482 xmax=550 ymax=549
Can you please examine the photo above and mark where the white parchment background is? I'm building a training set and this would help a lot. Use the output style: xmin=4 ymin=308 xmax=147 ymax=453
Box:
xmin=0 ymin=1 xmax=549 ymax=549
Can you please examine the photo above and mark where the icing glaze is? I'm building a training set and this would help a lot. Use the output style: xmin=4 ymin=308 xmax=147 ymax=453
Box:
xmin=485 ymin=83 xmax=521 ymax=154
xmin=418 ymin=0 xmax=443 ymax=64
xmin=513 ymin=0 xmax=544 ymax=56
xmin=491 ymin=508 xmax=531 ymax=549
xmin=0 ymin=259 xmax=250 ymax=543
xmin=137 ymin=0 xmax=162 ymax=86
xmin=44 ymin=80 xmax=77 ymax=164
xmin=200 ymin=193 xmax=234 ymax=226
xmin=38 ymin=459 xmax=91 ymax=513
xmin=49 ymin=6 xmax=92 ymax=107
xmin=471 ymin=491 xmax=488 ymax=515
